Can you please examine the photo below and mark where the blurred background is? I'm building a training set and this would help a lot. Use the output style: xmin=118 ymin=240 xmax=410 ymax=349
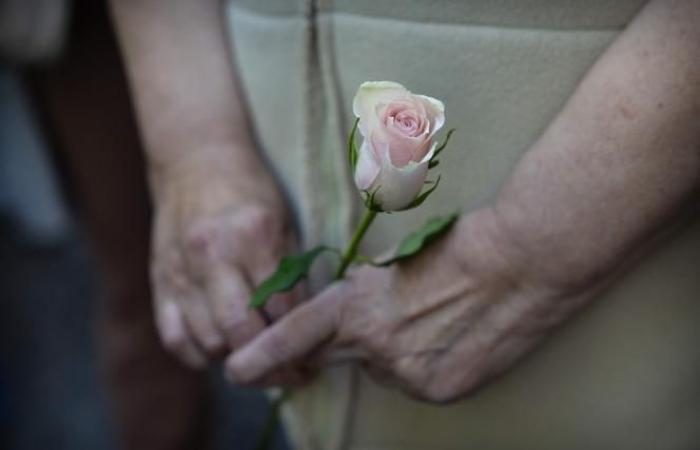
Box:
xmin=0 ymin=0 xmax=286 ymax=449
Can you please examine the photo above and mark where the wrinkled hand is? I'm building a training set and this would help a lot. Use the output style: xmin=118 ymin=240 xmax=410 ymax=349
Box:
xmin=150 ymin=168 xmax=300 ymax=369
xmin=225 ymin=209 xmax=597 ymax=402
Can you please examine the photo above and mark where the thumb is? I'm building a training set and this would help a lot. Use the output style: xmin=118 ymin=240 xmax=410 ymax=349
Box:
xmin=224 ymin=285 xmax=344 ymax=384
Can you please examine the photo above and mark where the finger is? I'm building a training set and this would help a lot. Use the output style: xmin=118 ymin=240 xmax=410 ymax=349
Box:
xmin=178 ymin=288 xmax=226 ymax=356
xmin=205 ymin=266 xmax=265 ymax=349
xmin=155 ymin=301 xmax=207 ymax=369
xmin=224 ymin=286 xmax=344 ymax=384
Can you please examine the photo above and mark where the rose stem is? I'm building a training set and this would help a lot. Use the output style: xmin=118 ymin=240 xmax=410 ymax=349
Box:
xmin=257 ymin=208 xmax=378 ymax=450
xmin=334 ymin=208 xmax=378 ymax=279
xmin=255 ymin=389 xmax=291 ymax=450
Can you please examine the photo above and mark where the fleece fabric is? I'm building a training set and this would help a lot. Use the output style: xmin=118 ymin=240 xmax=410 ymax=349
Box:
xmin=226 ymin=1 xmax=700 ymax=449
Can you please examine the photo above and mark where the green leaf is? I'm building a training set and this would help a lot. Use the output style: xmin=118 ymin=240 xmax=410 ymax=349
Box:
xmin=400 ymin=175 xmax=441 ymax=211
xmin=250 ymin=246 xmax=336 ymax=308
xmin=428 ymin=159 xmax=440 ymax=169
xmin=348 ymin=118 xmax=360 ymax=170
xmin=430 ymin=128 xmax=455 ymax=163
xmin=377 ymin=213 xmax=459 ymax=266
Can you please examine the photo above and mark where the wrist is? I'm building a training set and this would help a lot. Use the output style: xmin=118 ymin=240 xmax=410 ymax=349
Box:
xmin=453 ymin=207 xmax=603 ymax=298
xmin=482 ymin=200 xmax=611 ymax=296
xmin=451 ymin=208 xmax=600 ymax=334
xmin=147 ymin=142 xmax=281 ymax=206
xmin=451 ymin=208 xmax=529 ymax=286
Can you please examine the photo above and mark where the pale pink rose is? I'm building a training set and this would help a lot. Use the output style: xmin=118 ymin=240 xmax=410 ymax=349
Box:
xmin=353 ymin=81 xmax=445 ymax=211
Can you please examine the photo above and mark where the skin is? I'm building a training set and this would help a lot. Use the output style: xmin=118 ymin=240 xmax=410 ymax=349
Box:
xmin=109 ymin=0 xmax=304 ymax=378
xmin=111 ymin=0 xmax=699 ymax=404
xmin=224 ymin=0 xmax=700 ymax=403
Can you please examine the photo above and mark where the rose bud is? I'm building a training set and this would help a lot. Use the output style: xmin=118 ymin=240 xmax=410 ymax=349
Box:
xmin=352 ymin=81 xmax=445 ymax=211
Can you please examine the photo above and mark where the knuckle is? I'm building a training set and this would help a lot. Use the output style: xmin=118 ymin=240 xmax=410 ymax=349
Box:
xmin=233 ymin=206 xmax=287 ymax=244
xmin=151 ymin=253 xmax=189 ymax=293
xmin=351 ymin=310 xmax=395 ymax=355
xmin=361 ymin=326 xmax=394 ymax=358
xmin=155 ymin=271 xmax=190 ymax=295
xmin=218 ymin=315 xmax=242 ymax=337
xmin=181 ymin=207 xmax=288 ymax=265
xmin=183 ymin=219 xmax=225 ymax=264
xmin=238 ymin=206 xmax=275 ymax=233
xmin=331 ymin=282 xmax=364 ymax=327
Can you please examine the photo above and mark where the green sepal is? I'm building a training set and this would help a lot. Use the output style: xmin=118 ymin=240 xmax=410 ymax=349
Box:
xmin=399 ymin=175 xmax=441 ymax=211
xmin=362 ymin=187 xmax=384 ymax=213
xmin=250 ymin=246 xmax=338 ymax=308
xmin=348 ymin=118 xmax=360 ymax=170
xmin=377 ymin=213 xmax=459 ymax=266
xmin=430 ymin=128 xmax=455 ymax=163
xmin=351 ymin=254 xmax=379 ymax=265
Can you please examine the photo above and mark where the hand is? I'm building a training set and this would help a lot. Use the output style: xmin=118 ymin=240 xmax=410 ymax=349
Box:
xmin=225 ymin=209 xmax=599 ymax=402
xmin=150 ymin=160 xmax=300 ymax=369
